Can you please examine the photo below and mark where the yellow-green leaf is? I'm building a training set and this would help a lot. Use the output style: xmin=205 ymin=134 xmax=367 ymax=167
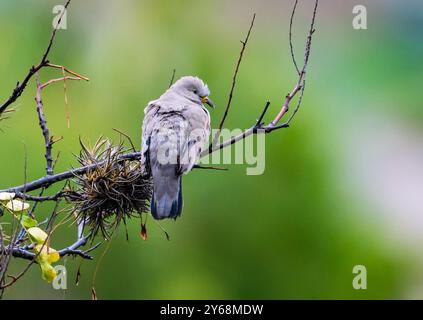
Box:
xmin=35 ymin=244 xmax=60 ymax=283
xmin=35 ymin=244 xmax=60 ymax=263
xmin=38 ymin=260 xmax=57 ymax=283
xmin=0 ymin=192 xmax=15 ymax=203
xmin=27 ymin=227 xmax=48 ymax=244
xmin=19 ymin=215 xmax=38 ymax=228
xmin=5 ymin=199 xmax=30 ymax=212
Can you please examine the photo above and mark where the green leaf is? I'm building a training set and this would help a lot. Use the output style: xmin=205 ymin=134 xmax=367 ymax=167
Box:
xmin=38 ymin=260 xmax=57 ymax=283
xmin=20 ymin=215 xmax=38 ymax=228
xmin=34 ymin=245 xmax=60 ymax=283
xmin=35 ymin=244 xmax=60 ymax=263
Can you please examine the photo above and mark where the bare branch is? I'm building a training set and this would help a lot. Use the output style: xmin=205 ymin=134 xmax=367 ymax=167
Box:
xmin=0 ymin=152 xmax=227 ymax=195
xmin=5 ymin=234 xmax=99 ymax=262
xmin=40 ymin=76 xmax=85 ymax=90
xmin=209 ymin=13 xmax=256 ymax=151
xmin=271 ymin=0 xmax=318 ymax=127
xmin=1 ymin=152 xmax=141 ymax=194
xmin=58 ymin=239 xmax=101 ymax=260
xmin=35 ymin=75 xmax=54 ymax=176
xmin=40 ymin=1 xmax=72 ymax=64
xmin=14 ymin=191 xmax=65 ymax=202
xmin=0 ymin=0 xmax=72 ymax=116
xmin=289 ymin=0 xmax=300 ymax=75
xmin=194 ymin=165 xmax=228 ymax=171
xmin=46 ymin=63 xmax=90 ymax=81
xmin=203 ymin=0 xmax=319 ymax=157
xmin=270 ymin=73 xmax=304 ymax=126
xmin=1 ymin=199 xmax=65 ymax=289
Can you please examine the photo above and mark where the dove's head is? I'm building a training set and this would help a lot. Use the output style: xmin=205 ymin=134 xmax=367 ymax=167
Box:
xmin=171 ymin=76 xmax=215 ymax=108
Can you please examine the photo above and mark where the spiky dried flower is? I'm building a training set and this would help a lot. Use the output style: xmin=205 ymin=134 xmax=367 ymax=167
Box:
xmin=68 ymin=137 xmax=152 ymax=239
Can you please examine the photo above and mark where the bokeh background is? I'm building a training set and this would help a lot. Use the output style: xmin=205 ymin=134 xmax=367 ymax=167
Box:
xmin=1 ymin=0 xmax=423 ymax=299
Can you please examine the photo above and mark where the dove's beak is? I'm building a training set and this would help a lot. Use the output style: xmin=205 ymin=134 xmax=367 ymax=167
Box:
xmin=201 ymin=96 xmax=215 ymax=109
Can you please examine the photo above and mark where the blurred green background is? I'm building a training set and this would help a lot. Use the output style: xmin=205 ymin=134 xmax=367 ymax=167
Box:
xmin=1 ymin=0 xmax=423 ymax=299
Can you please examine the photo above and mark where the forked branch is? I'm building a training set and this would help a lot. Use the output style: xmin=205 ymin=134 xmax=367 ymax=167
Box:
xmin=202 ymin=0 xmax=319 ymax=157
xmin=0 ymin=0 xmax=72 ymax=116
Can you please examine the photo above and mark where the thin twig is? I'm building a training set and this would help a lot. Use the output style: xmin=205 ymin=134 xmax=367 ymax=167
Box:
xmin=40 ymin=76 xmax=84 ymax=90
xmin=194 ymin=165 xmax=228 ymax=171
xmin=271 ymin=0 xmax=318 ymax=126
xmin=4 ymin=234 xmax=98 ymax=263
xmin=40 ymin=1 xmax=71 ymax=63
xmin=1 ymin=147 xmax=30 ymax=290
xmin=46 ymin=63 xmax=90 ymax=81
xmin=43 ymin=65 xmax=89 ymax=128
xmin=203 ymin=0 xmax=319 ymax=156
xmin=168 ymin=69 xmax=176 ymax=88
xmin=0 ymin=0 xmax=72 ymax=116
xmin=35 ymin=74 xmax=54 ymax=175
xmin=209 ymin=14 xmax=256 ymax=152
xmin=270 ymin=72 xmax=304 ymax=126
xmin=289 ymin=0 xmax=300 ymax=75
xmin=34 ymin=67 xmax=88 ymax=176
xmin=1 ymin=200 xmax=62 ymax=289
xmin=113 ymin=128 xmax=136 ymax=152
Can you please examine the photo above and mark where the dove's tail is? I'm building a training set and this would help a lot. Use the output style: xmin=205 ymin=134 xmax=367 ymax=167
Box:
xmin=151 ymin=173 xmax=183 ymax=220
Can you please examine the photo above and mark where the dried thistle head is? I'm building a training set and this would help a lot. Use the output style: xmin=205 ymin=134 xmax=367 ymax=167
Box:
xmin=69 ymin=137 xmax=152 ymax=239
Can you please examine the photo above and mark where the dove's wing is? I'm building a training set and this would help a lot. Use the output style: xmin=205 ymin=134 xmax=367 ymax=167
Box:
xmin=140 ymin=102 xmax=160 ymax=176
xmin=179 ymin=104 xmax=210 ymax=174
xmin=141 ymin=97 xmax=210 ymax=176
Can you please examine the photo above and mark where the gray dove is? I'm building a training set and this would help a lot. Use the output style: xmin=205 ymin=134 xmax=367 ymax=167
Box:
xmin=141 ymin=76 xmax=214 ymax=220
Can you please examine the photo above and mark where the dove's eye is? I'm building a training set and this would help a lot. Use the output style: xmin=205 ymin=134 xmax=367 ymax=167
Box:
xmin=193 ymin=89 xmax=198 ymax=94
